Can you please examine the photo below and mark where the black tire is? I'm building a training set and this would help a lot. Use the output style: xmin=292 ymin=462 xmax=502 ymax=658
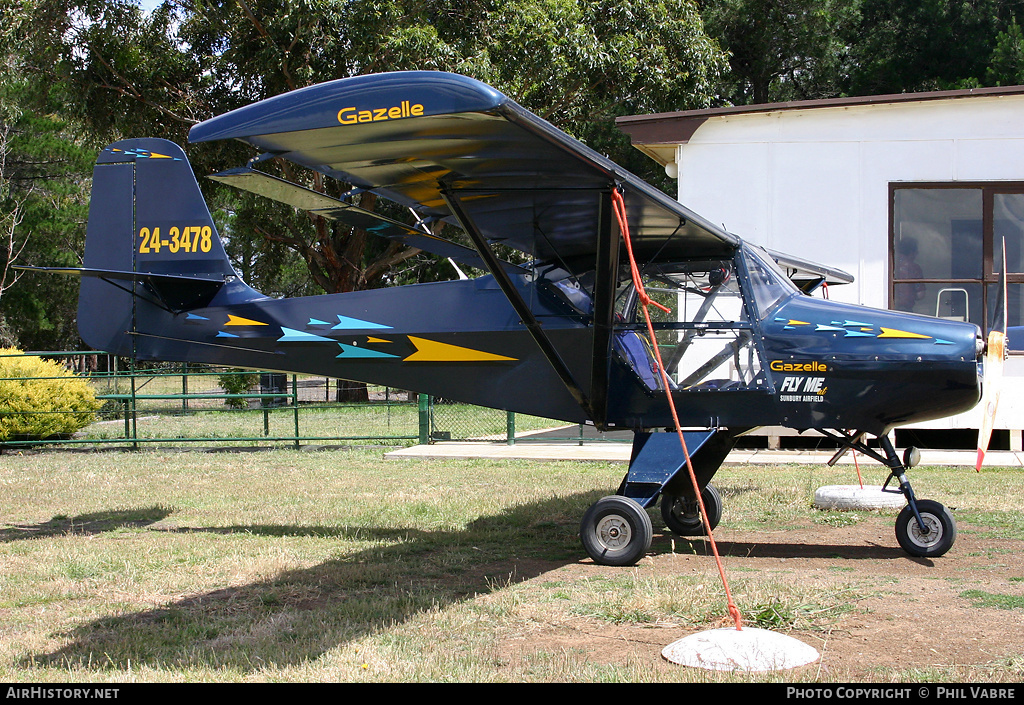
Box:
xmin=660 ymin=484 xmax=722 ymax=536
xmin=580 ymin=496 xmax=653 ymax=566
xmin=895 ymin=499 xmax=957 ymax=558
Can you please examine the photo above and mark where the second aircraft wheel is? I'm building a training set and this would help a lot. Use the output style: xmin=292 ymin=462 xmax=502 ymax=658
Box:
xmin=660 ymin=484 xmax=722 ymax=536
xmin=580 ymin=496 xmax=653 ymax=566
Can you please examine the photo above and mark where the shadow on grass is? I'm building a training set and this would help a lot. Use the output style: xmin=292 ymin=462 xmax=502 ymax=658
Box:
xmin=0 ymin=505 xmax=174 ymax=542
xmin=24 ymin=492 xmax=907 ymax=673
xmin=659 ymin=535 xmax=908 ymax=561
xmin=24 ymin=491 xmax=602 ymax=672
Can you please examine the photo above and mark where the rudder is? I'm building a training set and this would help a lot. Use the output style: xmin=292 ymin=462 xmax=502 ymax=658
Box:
xmin=78 ymin=138 xmax=237 ymax=354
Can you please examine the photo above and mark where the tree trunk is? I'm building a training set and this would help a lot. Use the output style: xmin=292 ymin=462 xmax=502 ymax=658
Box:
xmin=336 ymin=379 xmax=369 ymax=403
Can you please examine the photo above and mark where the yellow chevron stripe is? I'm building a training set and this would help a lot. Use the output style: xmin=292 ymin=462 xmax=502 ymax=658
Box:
xmin=225 ymin=315 xmax=268 ymax=326
xmin=878 ymin=327 xmax=931 ymax=339
xmin=404 ymin=336 xmax=516 ymax=362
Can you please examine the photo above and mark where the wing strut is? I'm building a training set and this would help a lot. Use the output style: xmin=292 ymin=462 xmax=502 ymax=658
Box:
xmin=440 ymin=187 xmax=597 ymax=421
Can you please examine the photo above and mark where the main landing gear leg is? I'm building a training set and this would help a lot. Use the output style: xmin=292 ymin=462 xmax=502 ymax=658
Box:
xmin=579 ymin=430 xmax=734 ymax=566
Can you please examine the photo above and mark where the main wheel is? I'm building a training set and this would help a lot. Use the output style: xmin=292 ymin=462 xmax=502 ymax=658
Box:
xmin=895 ymin=499 xmax=957 ymax=558
xmin=660 ymin=484 xmax=722 ymax=536
xmin=580 ymin=496 xmax=653 ymax=566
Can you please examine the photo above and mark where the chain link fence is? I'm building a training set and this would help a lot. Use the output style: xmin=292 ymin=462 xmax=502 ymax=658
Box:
xmin=1 ymin=351 xmax=420 ymax=449
xmin=0 ymin=351 xmax=585 ymax=449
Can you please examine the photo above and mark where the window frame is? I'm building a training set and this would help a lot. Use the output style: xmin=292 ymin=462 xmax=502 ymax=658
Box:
xmin=889 ymin=181 xmax=1024 ymax=341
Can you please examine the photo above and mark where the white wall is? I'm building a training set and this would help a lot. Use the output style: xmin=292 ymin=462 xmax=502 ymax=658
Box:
xmin=676 ymin=95 xmax=1024 ymax=309
xmin=674 ymin=95 xmax=1024 ymax=438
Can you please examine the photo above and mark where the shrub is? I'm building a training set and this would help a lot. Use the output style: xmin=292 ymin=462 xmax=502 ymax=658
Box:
xmin=0 ymin=349 xmax=102 ymax=442
xmin=217 ymin=369 xmax=260 ymax=409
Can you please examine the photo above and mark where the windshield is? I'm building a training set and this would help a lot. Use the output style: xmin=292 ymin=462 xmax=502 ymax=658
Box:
xmin=744 ymin=246 xmax=799 ymax=319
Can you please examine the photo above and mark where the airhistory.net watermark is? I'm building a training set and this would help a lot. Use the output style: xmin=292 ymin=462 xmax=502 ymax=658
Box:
xmin=5 ymin=688 xmax=119 ymax=700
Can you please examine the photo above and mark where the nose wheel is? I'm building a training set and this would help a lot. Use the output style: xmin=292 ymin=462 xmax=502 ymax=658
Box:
xmin=580 ymin=496 xmax=653 ymax=566
xmin=884 ymin=444 xmax=957 ymax=558
xmin=820 ymin=430 xmax=958 ymax=558
xmin=895 ymin=499 xmax=956 ymax=557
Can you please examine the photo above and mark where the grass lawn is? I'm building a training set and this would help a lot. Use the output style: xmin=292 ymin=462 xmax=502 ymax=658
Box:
xmin=1 ymin=447 xmax=1022 ymax=683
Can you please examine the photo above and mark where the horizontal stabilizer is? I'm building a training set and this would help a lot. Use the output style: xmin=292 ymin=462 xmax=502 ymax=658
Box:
xmin=209 ymin=167 xmax=524 ymax=273
xmin=16 ymin=265 xmax=226 ymax=313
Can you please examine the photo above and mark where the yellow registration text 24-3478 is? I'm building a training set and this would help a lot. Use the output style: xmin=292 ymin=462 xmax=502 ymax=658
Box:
xmin=138 ymin=226 xmax=213 ymax=254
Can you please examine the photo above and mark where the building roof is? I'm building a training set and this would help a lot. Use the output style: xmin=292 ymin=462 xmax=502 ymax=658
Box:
xmin=616 ymin=84 xmax=1024 ymax=166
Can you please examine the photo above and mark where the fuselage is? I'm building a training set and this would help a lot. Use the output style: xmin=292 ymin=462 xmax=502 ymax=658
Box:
xmin=109 ymin=261 xmax=982 ymax=437
xmin=74 ymin=137 xmax=981 ymax=439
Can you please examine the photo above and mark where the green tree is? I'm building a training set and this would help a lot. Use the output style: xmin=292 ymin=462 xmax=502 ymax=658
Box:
xmin=0 ymin=94 xmax=26 ymax=347
xmin=0 ymin=3 xmax=94 ymax=350
xmin=477 ymin=0 xmax=726 ymax=185
xmin=0 ymin=101 xmax=94 ymax=350
xmin=841 ymin=0 xmax=1024 ymax=95
xmin=846 ymin=0 xmax=996 ymax=94
xmin=22 ymin=0 xmax=727 ymax=298
xmin=698 ymin=0 xmax=1024 ymax=105
xmin=987 ymin=16 xmax=1024 ymax=85
xmin=698 ymin=0 xmax=863 ymax=104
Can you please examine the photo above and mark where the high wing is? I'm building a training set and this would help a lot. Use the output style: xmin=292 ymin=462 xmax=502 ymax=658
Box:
xmin=187 ymin=71 xmax=851 ymax=423
xmin=188 ymin=71 xmax=740 ymax=269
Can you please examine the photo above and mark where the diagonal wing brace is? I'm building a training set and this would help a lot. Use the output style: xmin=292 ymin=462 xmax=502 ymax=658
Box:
xmin=209 ymin=167 xmax=525 ymax=274
xmin=440 ymin=186 xmax=602 ymax=424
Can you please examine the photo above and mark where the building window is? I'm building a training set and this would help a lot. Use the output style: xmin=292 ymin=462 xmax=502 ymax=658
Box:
xmin=890 ymin=183 xmax=1024 ymax=350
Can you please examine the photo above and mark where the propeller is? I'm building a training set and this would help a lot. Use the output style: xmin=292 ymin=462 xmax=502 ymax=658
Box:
xmin=976 ymin=239 xmax=1009 ymax=472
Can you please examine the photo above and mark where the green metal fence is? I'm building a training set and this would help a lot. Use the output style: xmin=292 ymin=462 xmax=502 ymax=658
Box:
xmin=0 ymin=351 xmax=592 ymax=449
xmin=1 ymin=351 xmax=421 ymax=449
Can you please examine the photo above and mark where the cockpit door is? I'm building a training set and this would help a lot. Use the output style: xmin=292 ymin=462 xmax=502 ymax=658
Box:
xmin=611 ymin=248 xmax=782 ymax=395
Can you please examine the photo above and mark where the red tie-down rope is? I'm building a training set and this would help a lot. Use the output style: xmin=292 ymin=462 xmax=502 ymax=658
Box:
xmin=611 ymin=188 xmax=744 ymax=631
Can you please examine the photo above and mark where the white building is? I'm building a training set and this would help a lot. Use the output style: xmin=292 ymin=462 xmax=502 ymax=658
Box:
xmin=617 ymin=86 xmax=1024 ymax=449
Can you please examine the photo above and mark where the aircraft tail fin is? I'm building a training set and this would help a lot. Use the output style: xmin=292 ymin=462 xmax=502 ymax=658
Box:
xmin=77 ymin=139 xmax=243 ymax=354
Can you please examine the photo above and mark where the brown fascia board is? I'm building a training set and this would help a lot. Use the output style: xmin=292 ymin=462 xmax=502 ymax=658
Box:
xmin=616 ymin=85 xmax=1024 ymax=156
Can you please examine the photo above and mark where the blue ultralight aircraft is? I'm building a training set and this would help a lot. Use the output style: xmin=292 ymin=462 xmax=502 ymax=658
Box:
xmin=22 ymin=71 xmax=1005 ymax=566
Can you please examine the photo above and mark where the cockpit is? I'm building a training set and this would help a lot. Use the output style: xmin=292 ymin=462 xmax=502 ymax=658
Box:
xmin=612 ymin=246 xmax=799 ymax=393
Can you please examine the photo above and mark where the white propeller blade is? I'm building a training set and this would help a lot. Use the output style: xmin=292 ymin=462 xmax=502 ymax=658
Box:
xmin=978 ymin=239 xmax=1009 ymax=472
xmin=976 ymin=330 xmax=1007 ymax=472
